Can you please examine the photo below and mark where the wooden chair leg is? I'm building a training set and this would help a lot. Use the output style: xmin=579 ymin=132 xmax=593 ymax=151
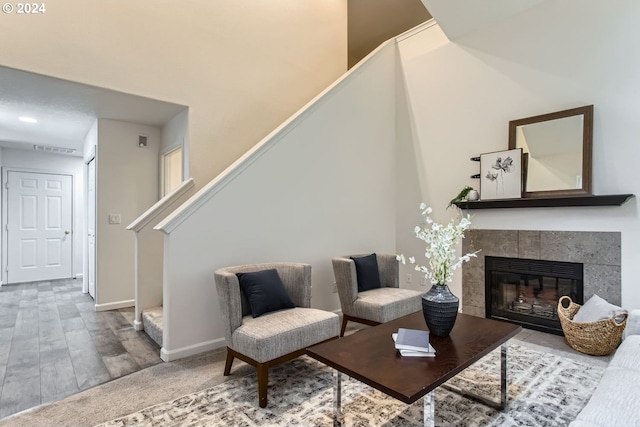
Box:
xmin=223 ymin=347 xmax=234 ymax=376
xmin=257 ymin=363 xmax=269 ymax=408
xmin=340 ymin=316 xmax=349 ymax=337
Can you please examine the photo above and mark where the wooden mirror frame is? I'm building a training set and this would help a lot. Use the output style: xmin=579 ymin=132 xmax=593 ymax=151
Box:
xmin=508 ymin=105 xmax=593 ymax=198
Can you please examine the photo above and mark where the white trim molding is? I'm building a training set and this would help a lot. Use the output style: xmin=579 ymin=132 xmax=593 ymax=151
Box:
xmin=133 ymin=319 xmax=144 ymax=331
xmin=127 ymin=178 xmax=195 ymax=232
xmin=160 ymin=337 xmax=226 ymax=362
xmin=395 ymin=19 xmax=437 ymax=42
xmin=95 ymin=299 xmax=135 ymax=312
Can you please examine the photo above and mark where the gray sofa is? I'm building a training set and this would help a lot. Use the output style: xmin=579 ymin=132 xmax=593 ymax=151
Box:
xmin=570 ymin=310 xmax=640 ymax=426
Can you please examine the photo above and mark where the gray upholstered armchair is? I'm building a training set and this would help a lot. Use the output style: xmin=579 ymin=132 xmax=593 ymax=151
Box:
xmin=214 ymin=262 xmax=339 ymax=408
xmin=332 ymin=253 xmax=423 ymax=336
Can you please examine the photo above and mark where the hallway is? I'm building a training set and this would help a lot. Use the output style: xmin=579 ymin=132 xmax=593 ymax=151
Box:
xmin=0 ymin=279 xmax=161 ymax=419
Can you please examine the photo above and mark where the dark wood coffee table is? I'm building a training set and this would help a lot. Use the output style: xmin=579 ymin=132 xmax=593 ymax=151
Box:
xmin=306 ymin=312 xmax=521 ymax=426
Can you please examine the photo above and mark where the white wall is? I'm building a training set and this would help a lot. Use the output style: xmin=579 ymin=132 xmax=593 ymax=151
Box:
xmin=159 ymin=43 xmax=398 ymax=360
xmin=160 ymin=110 xmax=188 ymax=153
xmin=396 ymin=1 xmax=640 ymax=308
xmin=96 ymin=119 xmax=160 ymax=309
xmin=1 ymin=148 xmax=85 ymax=279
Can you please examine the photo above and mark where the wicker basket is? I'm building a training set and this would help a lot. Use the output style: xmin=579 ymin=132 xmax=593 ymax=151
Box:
xmin=557 ymin=296 xmax=627 ymax=356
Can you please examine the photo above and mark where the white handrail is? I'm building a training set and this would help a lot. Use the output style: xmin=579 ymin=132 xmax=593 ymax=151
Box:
xmin=127 ymin=178 xmax=195 ymax=232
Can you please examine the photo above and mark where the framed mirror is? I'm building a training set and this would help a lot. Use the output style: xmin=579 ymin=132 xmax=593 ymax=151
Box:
xmin=508 ymin=105 xmax=593 ymax=198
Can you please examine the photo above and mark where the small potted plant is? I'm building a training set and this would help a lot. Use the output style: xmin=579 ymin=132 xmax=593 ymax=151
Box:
xmin=448 ymin=185 xmax=479 ymax=208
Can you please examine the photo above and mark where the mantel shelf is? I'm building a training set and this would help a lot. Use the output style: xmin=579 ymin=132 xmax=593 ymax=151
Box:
xmin=453 ymin=194 xmax=635 ymax=210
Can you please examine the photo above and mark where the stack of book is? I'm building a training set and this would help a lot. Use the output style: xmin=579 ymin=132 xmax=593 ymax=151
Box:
xmin=392 ymin=327 xmax=436 ymax=357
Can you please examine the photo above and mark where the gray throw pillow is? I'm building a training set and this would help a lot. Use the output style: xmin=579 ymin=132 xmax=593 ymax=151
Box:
xmin=573 ymin=294 xmax=626 ymax=323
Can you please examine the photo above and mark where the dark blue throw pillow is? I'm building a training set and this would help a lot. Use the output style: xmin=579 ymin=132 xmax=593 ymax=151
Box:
xmin=237 ymin=269 xmax=295 ymax=318
xmin=351 ymin=253 xmax=381 ymax=292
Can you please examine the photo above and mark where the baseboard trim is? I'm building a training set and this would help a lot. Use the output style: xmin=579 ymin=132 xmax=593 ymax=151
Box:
xmin=95 ymin=299 xmax=135 ymax=312
xmin=133 ymin=319 xmax=144 ymax=331
xmin=160 ymin=337 xmax=226 ymax=362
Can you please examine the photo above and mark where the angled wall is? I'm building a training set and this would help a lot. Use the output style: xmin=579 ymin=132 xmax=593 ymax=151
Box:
xmin=158 ymin=43 xmax=399 ymax=360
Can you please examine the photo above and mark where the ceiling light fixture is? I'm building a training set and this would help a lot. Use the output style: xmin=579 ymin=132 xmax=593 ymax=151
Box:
xmin=19 ymin=116 xmax=38 ymax=123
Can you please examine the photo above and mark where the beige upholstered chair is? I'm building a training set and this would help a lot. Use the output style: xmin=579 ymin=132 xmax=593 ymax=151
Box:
xmin=332 ymin=253 xmax=423 ymax=336
xmin=214 ymin=262 xmax=339 ymax=408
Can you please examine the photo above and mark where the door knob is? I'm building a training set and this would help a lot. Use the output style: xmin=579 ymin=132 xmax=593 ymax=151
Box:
xmin=64 ymin=230 xmax=70 ymax=235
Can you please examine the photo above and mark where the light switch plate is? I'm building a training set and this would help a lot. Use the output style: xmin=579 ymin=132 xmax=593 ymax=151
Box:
xmin=108 ymin=214 xmax=121 ymax=224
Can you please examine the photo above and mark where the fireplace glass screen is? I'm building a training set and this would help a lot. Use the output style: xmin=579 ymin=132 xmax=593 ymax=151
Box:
xmin=485 ymin=256 xmax=583 ymax=335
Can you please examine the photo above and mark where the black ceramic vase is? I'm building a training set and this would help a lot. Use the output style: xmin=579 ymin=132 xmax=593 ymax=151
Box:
xmin=422 ymin=284 xmax=459 ymax=337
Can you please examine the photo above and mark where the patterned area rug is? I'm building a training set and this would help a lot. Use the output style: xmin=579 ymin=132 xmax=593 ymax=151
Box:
xmin=96 ymin=343 xmax=604 ymax=427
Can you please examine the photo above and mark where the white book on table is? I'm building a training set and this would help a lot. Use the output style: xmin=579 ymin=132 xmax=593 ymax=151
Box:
xmin=392 ymin=333 xmax=436 ymax=357
xmin=398 ymin=348 xmax=436 ymax=357
xmin=394 ymin=328 xmax=432 ymax=352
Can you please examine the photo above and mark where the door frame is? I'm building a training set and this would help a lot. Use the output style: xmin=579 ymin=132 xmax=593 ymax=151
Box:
xmin=84 ymin=154 xmax=97 ymax=298
xmin=160 ymin=142 xmax=184 ymax=198
xmin=1 ymin=166 xmax=76 ymax=285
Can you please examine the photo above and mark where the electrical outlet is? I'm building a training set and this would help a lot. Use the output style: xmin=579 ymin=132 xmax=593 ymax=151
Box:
xmin=332 ymin=282 xmax=338 ymax=293
xmin=406 ymin=274 xmax=412 ymax=284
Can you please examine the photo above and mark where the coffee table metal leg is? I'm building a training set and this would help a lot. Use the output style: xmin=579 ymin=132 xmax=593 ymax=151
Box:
xmin=333 ymin=369 xmax=344 ymax=427
xmin=500 ymin=342 xmax=507 ymax=409
xmin=441 ymin=342 xmax=509 ymax=410
xmin=423 ymin=390 xmax=435 ymax=427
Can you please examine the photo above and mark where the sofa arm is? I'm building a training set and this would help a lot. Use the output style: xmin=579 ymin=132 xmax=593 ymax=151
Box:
xmin=624 ymin=309 xmax=640 ymax=339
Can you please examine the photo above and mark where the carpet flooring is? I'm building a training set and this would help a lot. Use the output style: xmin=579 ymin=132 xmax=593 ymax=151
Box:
xmin=94 ymin=342 xmax=604 ymax=427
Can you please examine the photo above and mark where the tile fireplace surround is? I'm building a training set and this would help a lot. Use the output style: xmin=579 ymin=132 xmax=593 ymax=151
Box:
xmin=461 ymin=230 xmax=621 ymax=318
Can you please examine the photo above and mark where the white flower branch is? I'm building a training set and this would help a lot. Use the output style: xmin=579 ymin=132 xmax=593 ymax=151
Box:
xmin=397 ymin=203 xmax=480 ymax=286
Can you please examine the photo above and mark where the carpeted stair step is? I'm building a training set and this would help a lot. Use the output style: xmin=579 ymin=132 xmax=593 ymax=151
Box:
xmin=141 ymin=306 xmax=163 ymax=347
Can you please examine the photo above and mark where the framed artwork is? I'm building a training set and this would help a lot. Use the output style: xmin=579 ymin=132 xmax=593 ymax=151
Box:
xmin=480 ymin=148 xmax=523 ymax=200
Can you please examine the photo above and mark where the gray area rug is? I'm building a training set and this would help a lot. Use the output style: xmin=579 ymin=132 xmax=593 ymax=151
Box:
xmin=96 ymin=343 xmax=604 ymax=426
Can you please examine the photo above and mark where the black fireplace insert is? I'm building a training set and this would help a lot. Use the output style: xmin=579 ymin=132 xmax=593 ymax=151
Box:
xmin=485 ymin=256 xmax=583 ymax=335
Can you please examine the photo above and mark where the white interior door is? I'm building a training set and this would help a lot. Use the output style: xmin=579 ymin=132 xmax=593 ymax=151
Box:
xmin=6 ymin=171 xmax=73 ymax=283
xmin=87 ymin=159 xmax=96 ymax=298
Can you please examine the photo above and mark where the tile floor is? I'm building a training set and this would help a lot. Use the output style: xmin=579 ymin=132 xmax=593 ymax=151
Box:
xmin=0 ymin=279 xmax=161 ymax=419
